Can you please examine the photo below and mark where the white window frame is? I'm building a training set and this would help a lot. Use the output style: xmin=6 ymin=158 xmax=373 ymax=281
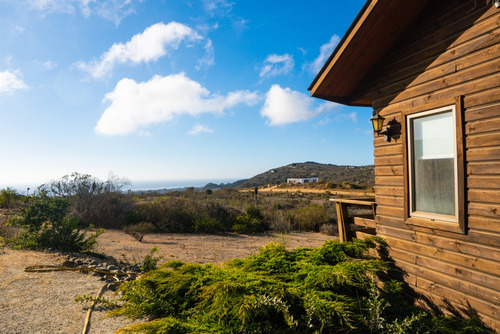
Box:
xmin=402 ymin=96 xmax=466 ymax=234
xmin=407 ymin=105 xmax=459 ymax=223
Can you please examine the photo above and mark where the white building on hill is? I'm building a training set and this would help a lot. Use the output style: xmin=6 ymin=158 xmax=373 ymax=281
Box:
xmin=287 ymin=178 xmax=319 ymax=184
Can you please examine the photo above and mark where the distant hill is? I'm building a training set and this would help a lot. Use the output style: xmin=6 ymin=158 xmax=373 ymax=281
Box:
xmin=204 ymin=162 xmax=374 ymax=189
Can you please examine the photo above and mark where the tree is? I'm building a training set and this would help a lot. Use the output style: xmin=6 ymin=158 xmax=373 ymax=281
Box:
xmin=37 ymin=172 xmax=133 ymax=228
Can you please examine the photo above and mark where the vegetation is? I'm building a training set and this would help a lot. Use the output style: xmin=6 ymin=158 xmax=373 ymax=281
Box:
xmin=7 ymin=195 xmax=103 ymax=252
xmin=0 ymin=169 xmax=366 ymax=238
xmin=38 ymin=172 xmax=133 ymax=229
xmin=0 ymin=187 xmax=22 ymax=209
xmin=124 ymin=222 xmax=157 ymax=242
xmin=234 ymin=162 xmax=374 ymax=188
xmin=135 ymin=246 xmax=164 ymax=272
xmin=108 ymin=238 xmax=487 ymax=333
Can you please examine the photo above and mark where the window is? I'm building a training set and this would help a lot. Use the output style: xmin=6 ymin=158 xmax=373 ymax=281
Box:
xmin=404 ymin=97 xmax=465 ymax=233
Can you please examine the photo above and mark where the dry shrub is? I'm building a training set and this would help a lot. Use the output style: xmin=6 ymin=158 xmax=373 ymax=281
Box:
xmin=123 ymin=222 xmax=157 ymax=242
xmin=39 ymin=173 xmax=134 ymax=229
xmin=133 ymin=197 xmax=198 ymax=233
xmin=319 ymin=223 xmax=338 ymax=236
xmin=296 ymin=203 xmax=328 ymax=231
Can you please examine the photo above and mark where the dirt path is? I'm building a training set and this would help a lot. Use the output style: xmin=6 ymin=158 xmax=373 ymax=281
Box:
xmin=0 ymin=249 xmax=136 ymax=334
xmin=95 ymin=230 xmax=334 ymax=265
xmin=255 ymin=186 xmax=374 ymax=197
xmin=0 ymin=231 xmax=334 ymax=333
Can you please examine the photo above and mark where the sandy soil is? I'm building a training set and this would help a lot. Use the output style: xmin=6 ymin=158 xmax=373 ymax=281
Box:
xmin=0 ymin=230 xmax=334 ymax=334
xmin=255 ymin=186 xmax=375 ymax=197
xmin=0 ymin=248 xmax=137 ymax=334
xmin=96 ymin=229 xmax=335 ymax=264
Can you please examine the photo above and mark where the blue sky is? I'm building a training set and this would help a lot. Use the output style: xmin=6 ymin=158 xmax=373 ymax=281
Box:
xmin=0 ymin=0 xmax=373 ymax=189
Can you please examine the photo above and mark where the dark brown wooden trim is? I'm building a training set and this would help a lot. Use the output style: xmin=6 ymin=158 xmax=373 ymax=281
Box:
xmin=456 ymin=96 xmax=467 ymax=234
xmin=401 ymin=97 xmax=466 ymax=234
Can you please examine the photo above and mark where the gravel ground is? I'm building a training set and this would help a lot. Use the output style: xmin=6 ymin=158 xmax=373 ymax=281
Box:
xmin=0 ymin=249 xmax=136 ymax=334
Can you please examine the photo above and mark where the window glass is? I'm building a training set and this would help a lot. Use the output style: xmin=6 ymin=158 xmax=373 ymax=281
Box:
xmin=410 ymin=110 xmax=455 ymax=217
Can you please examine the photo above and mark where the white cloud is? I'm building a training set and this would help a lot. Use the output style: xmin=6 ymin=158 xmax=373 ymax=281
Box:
xmin=260 ymin=84 xmax=337 ymax=126
xmin=259 ymin=54 xmax=294 ymax=79
xmin=202 ymin=0 xmax=234 ymax=17
xmin=28 ymin=0 xmax=74 ymax=14
xmin=260 ymin=85 xmax=318 ymax=125
xmin=35 ymin=60 xmax=57 ymax=70
xmin=96 ymin=73 xmax=260 ymax=136
xmin=196 ymin=39 xmax=215 ymax=70
xmin=309 ymin=34 xmax=340 ymax=74
xmin=26 ymin=0 xmax=141 ymax=25
xmin=188 ymin=124 xmax=214 ymax=135
xmin=0 ymin=70 xmax=28 ymax=94
xmin=78 ymin=22 xmax=202 ymax=79
xmin=347 ymin=111 xmax=357 ymax=123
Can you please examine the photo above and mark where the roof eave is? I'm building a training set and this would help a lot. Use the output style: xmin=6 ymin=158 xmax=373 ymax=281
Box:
xmin=309 ymin=0 xmax=431 ymax=106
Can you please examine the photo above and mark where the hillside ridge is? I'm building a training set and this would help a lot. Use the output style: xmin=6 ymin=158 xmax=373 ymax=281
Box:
xmin=205 ymin=162 xmax=374 ymax=189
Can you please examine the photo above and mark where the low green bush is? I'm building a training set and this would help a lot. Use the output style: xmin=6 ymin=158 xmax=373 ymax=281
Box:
xmin=7 ymin=195 xmax=103 ymax=252
xmin=194 ymin=216 xmax=224 ymax=233
xmin=232 ymin=206 xmax=267 ymax=234
xmin=109 ymin=237 xmax=488 ymax=333
xmin=0 ymin=187 xmax=21 ymax=209
xmin=136 ymin=247 xmax=164 ymax=272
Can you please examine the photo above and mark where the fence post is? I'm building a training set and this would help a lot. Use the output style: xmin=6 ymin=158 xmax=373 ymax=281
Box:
xmin=335 ymin=202 xmax=352 ymax=242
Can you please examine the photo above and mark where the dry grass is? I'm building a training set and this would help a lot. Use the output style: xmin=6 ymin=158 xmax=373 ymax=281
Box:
xmin=254 ymin=186 xmax=375 ymax=196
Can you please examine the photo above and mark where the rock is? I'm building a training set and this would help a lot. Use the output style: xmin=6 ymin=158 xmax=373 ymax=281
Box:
xmin=62 ymin=260 xmax=76 ymax=268
xmin=107 ymin=265 xmax=118 ymax=271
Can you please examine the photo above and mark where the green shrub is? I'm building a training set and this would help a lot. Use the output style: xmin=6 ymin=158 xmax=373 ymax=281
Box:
xmin=193 ymin=216 xmax=224 ymax=233
xmin=137 ymin=247 xmax=164 ymax=272
xmin=131 ymin=197 xmax=196 ymax=233
xmin=296 ymin=203 xmax=328 ymax=231
xmin=203 ymin=202 xmax=237 ymax=231
xmin=232 ymin=206 xmax=267 ymax=234
xmin=7 ymin=195 xmax=103 ymax=252
xmin=109 ymin=237 xmax=489 ymax=333
xmin=0 ymin=188 xmax=21 ymax=209
xmin=110 ymin=238 xmax=388 ymax=333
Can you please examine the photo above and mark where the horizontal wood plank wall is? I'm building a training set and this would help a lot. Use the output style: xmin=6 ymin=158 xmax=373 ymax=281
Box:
xmin=356 ymin=1 xmax=500 ymax=328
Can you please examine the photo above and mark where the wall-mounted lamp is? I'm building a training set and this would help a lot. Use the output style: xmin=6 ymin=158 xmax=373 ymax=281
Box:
xmin=370 ymin=113 xmax=385 ymax=133
xmin=370 ymin=112 xmax=401 ymax=142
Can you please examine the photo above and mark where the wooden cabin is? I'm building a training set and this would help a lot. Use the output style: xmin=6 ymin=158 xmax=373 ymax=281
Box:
xmin=309 ymin=0 xmax=500 ymax=330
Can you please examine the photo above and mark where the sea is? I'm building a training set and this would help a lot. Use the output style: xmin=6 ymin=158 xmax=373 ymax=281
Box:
xmin=125 ymin=179 xmax=238 ymax=192
xmin=3 ymin=179 xmax=239 ymax=195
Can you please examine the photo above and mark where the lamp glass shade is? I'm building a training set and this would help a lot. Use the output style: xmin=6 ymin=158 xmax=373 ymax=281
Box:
xmin=370 ymin=113 xmax=385 ymax=132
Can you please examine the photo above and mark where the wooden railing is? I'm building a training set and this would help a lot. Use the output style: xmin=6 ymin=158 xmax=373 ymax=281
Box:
xmin=330 ymin=198 xmax=376 ymax=242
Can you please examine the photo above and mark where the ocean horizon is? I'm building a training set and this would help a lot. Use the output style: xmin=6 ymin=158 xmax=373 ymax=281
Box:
xmin=2 ymin=179 xmax=240 ymax=194
xmin=126 ymin=179 xmax=239 ymax=191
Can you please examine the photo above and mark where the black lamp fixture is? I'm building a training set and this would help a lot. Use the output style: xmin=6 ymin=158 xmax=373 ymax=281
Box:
xmin=370 ymin=112 xmax=385 ymax=133
xmin=370 ymin=112 xmax=401 ymax=142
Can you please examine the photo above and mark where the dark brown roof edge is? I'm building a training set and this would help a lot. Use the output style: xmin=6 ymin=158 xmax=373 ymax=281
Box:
xmin=307 ymin=0 xmax=372 ymax=92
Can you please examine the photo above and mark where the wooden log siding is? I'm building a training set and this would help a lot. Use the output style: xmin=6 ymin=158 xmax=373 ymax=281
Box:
xmin=352 ymin=1 xmax=500 ymax=327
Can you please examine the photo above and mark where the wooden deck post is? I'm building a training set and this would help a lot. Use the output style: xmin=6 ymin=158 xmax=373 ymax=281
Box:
xmin=335 ymin=201 xmax=352 ymax=242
